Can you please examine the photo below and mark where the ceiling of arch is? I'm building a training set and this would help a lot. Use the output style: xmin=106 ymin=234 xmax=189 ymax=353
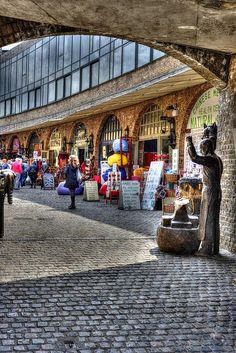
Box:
xmin=0 ymin=0 xmax=235 ymax=53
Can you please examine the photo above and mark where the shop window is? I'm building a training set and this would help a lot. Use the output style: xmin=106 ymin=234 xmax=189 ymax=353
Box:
xmin=101 ymin=115 xmax=122 ymax=142
xmin=50 ymin=128 xmax=61 ymax=149
xmin=139 ymin=105 xmax=168 ymax=138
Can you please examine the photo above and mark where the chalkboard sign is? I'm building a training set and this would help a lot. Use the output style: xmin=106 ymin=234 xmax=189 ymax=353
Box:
xmin=119 ymin=180 xmax=141 ymax=210
xmin=83 ymin=181 xmax=99 ymax=201
xmin=141 ymin=161 xmax=164 ymax=210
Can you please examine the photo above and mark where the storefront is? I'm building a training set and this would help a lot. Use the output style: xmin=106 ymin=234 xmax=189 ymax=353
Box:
xmin=137 ymin=105 xmax=170 ymax=167
xmin=99 ymin=115 xmax=122 ymax=163
xmin=184 ymin=87 xmax=219 ymax=176
xmin=8 ymin=136 xmax=21 ymax=157
xmin=71 ymin=123 xmax=88 ymax=163
xmin=49 ymin=128 xmax=62 ymax=166
xmin=28 ymin=133 xmax=41 ymax=159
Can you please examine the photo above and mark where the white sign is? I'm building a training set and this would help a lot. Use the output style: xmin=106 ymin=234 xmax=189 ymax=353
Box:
xmin=119 ymin=181 xmax=141 ymax=210
xmin=83 ymin=181 xmax=99 ymax=201
xmin=172 ymin=149 xmax=179 ymax=173
xmin=141 ymin=161 xmax=164 ymax=210
xmin=100 ymin=160 xmax=110 ymax=184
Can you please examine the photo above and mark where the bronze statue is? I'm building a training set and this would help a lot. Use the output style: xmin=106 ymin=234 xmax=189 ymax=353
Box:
xmin=186 ymin=136 xmax=223 ymax=255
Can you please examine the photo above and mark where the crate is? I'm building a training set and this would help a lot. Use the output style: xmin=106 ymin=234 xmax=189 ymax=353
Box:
xmin=165 ymin=174 xmax=178 ymax=183
xmin=163 ymin=203 xmax=175 ymax=214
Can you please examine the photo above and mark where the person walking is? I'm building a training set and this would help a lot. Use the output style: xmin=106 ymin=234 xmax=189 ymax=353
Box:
xmin=11 ymin=158 xmax=23 ymax=190
xmin=64 ymin=155 xmax=81 ymax=209
xmin=28 ymin=161 xmax=38 ymax=189
xmin=20 ymin=159 xmax=29 ymax=187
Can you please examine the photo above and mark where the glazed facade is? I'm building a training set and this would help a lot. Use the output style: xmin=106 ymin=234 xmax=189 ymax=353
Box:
xmin=0 ymin=35 xmax=164 ymax=118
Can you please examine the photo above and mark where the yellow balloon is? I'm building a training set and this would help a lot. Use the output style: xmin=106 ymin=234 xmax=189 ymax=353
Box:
xmin=108 ymin=153 xmax=128 ymax=167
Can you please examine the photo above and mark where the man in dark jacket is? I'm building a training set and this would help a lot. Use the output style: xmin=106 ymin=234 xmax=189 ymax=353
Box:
xmin=28 ymin=161 xmax=38 ymax=189
xmin=64 ymin=155 xmax=81 ymax=209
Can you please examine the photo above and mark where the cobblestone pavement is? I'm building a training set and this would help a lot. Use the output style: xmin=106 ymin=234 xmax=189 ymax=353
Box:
xmin=0 ymin=188 xmax=236 ymax=353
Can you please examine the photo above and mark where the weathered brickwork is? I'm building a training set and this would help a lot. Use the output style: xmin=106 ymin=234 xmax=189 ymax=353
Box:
xmin=217 ymin=56 xmax=236 ymax=253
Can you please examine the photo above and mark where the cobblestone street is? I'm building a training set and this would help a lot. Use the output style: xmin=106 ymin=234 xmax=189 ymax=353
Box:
xmin=0 ymin=188 xmax=236 ymax=353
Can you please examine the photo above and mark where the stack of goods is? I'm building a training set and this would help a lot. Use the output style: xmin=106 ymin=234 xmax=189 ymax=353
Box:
xmin=99 ymin=138 xmax=128 ymax=196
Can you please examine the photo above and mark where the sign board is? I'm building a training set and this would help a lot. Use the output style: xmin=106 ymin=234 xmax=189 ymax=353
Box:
xmin=118 ymin=180 xmax=141 ymax=210
xmin=141 ymin=161 xmax=164 ymax=210
xmin=83 ymin=181 xmax=99 ymax=201
xmin=100 ymin=160 xmax=110 ymax=184
xmin=172 ymin=149 xmax=179 ymax=173
xmin=43 ymin=173 xmax=55 ymax=189
xmin=188 ymin=88 xmax=219 ymax=129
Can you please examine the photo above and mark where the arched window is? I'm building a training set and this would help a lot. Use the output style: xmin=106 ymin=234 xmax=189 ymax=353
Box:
xmin=139 ymin=105 xmax=168 ymax=138
xmin=72 ymin=123 xmax=87 ymax=150
xmin=100 ymin=115 xmax=122 ymax=161
xmin=28 ymin=132 xmax=40 ymax=157
xmin=49 ymin=128 xmax=61 ymax=149
xmin=101 ymin=115 xmax=122 ymax=142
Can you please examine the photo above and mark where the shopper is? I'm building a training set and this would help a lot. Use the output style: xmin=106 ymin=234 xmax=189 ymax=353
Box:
xmin=11 ymin=158 xmax=23 ymax=190
xmin=64 ymin=155 xmax=81 ymax=209
xmin=28 ymin=161 xmax=38 ymax=189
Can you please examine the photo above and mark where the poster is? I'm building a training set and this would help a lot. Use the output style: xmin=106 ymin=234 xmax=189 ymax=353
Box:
xmin=141 ymin=161 xmax=164 ymax=210
xmin=83 ymin=181 xmax=99 ymax=201
xmin=118 ymin=180 xmax=141 ymax=210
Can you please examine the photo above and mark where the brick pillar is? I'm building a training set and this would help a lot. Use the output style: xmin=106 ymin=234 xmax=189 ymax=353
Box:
xmin=218 ymin=56 xmax=236 ymax=252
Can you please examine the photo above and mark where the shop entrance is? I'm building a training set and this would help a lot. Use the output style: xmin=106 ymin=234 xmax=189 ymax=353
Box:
xmin=137 ymin=105 xmax=170 ymax=167
xmin=71 ymin=123 xmax=88 ymax=164
xmin=99 ymin=115 xmax=122 ymax=164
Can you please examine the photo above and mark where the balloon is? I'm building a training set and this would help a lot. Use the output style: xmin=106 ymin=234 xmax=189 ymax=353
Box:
xmin=112 ymin=139 xmax=128 ymax=153
xmin=108 ymin=153 xmax=128 ymax=167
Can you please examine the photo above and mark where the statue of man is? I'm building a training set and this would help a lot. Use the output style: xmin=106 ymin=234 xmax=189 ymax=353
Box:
xmin=186 ymin=136 xmax=223 ymax=255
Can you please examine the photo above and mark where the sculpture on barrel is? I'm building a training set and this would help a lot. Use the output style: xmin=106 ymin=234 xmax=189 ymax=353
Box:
xmin=186 ymin=123 xmax=223 ymax=255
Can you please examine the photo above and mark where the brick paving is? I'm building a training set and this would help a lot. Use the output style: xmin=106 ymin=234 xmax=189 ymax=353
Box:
xmin=0 ymin=188 xmax=236 ymax=353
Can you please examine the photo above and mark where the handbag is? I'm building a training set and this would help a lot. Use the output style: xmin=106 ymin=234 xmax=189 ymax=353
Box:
xmin=76 ymin=169 xmax=82 ymax=184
